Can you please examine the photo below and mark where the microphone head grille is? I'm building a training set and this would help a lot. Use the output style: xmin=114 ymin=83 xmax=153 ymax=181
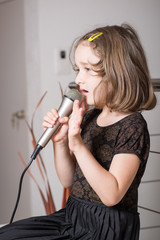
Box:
xmin=65 ymin=89 xmax=82 ymax=102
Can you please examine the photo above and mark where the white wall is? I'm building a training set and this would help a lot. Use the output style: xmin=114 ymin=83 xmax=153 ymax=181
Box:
xmin=0 ymin=0 xmax=159 ymax=238
xmin=0 ymin=0 xmax=31 ymax=223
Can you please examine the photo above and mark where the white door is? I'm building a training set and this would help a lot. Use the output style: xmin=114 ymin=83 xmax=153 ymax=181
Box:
xmin=0 ymin=0 xmax=30 ymax=223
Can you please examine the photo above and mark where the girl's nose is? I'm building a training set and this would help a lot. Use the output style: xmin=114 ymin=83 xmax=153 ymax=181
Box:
xmin=75 ymin=71 xmax=85 ymax=85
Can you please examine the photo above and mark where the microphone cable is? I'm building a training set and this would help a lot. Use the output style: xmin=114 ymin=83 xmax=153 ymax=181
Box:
xmin=10 ymin=145 xmax=42 ymax=224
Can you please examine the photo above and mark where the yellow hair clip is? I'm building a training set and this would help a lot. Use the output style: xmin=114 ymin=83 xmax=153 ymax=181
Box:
xmin=88 ymin=32 xmax=103 ymax=42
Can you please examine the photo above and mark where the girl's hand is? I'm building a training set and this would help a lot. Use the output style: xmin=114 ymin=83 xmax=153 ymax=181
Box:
xmin=42 ymin=108 xmax=69 ymax=143
xmin=68 ymin=100 xmax=85 ymax=152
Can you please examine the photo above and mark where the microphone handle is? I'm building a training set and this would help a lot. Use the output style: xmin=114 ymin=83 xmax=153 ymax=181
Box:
xmin=38 ymin=96 xmax=74 ymax=148
xmin=31 ymin=96 xmax=74 ymax=160
xmin=38 ymin=120 xmax=62 ymax=148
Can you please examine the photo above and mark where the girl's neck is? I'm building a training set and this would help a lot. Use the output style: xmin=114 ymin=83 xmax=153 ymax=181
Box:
xmin=97 ymin=106 xmax=133 ymax=127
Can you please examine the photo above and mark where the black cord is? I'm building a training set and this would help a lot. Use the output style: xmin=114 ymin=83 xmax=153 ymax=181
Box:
xmin=9 ymin=144 xmax=42 ymax=224
xmin=9 ymin=157 xmax=34 ymax=224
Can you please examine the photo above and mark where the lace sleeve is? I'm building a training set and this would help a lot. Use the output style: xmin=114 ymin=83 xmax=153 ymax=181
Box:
xmin=114 ymin=115 xmax=150 ymax=165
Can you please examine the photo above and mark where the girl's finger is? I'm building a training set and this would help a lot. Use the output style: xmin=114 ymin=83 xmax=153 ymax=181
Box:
xmin=80 ymin=98 xmax=89 ymax=113
xmin=59 ymin=116 xmax=69 ymax=124
xmin=43 ymin=115 xmax=56 ymax=125
xmin=47 ymin=110 xmax=59 ymax=120
xmin=51 ymin=109 xmax=59 ymax=118
xmin=72 ymin=100 xmax=81 ymax=113
xmin=42 ymin=121 xmax=53 ymax=129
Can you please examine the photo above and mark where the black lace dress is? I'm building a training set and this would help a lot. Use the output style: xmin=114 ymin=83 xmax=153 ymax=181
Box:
xmin=0 ymin=109 xmax=150 ymax=240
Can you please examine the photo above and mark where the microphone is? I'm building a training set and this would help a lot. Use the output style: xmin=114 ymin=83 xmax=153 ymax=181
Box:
xmin=31 ymin=88 xmax=82 ymax=160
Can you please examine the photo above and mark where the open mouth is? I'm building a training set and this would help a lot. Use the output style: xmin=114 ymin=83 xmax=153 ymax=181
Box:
xmin=80 ymin=89 xmax=88 ymax=96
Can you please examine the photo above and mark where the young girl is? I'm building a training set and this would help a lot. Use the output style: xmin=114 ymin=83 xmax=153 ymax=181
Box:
xmin=0 ymin=24 xmax=156 ymax=239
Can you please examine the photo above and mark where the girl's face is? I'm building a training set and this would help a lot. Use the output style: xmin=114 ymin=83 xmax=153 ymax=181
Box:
xmin=75 ymin=42 xmax=102 ymax=106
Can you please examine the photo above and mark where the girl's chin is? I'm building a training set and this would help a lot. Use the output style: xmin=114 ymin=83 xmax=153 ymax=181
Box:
xmin=85 ymin=98 xmax=94 ymax=106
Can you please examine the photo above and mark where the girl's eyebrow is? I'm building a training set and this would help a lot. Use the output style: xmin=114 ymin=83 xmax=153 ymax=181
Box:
xmin=75 ymin=61 xmax=91 ymax=67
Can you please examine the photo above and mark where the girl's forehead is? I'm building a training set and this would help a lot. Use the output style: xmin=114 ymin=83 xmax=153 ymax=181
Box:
xmin=75 ymin=42 xmax=100 ymax=65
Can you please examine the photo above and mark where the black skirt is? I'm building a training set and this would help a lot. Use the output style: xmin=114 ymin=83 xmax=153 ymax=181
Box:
xmin=0 ymin=195 xmax=140 ymax=240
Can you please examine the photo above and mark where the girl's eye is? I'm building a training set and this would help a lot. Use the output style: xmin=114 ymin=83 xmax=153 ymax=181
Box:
xmin=85 ymin=67 xmax=91 ymax=71
xmin=73 ymin=66 xmax=79 ymax=72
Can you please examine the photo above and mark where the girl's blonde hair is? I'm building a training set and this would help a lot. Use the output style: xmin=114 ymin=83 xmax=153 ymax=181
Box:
xmin=70 ymin=24 xmax=156 ymax=112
